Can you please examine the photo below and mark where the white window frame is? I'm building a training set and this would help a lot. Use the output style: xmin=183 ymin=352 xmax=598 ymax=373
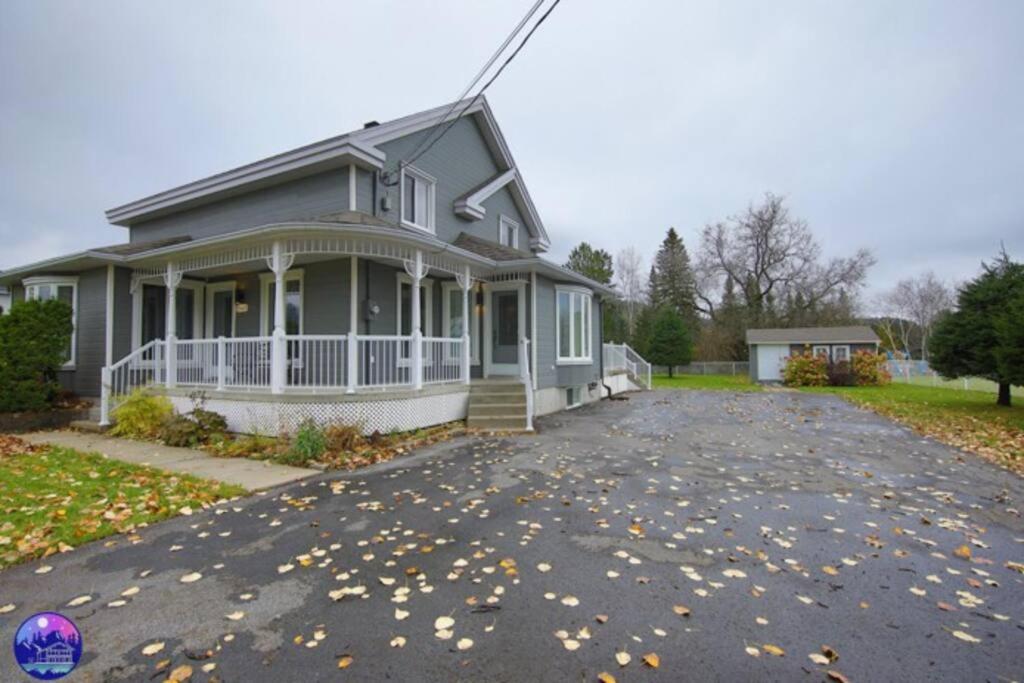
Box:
xmin=442 ymin=281 xmax=480 ymax=365
xmin=832 ymin=345 xmax=850 ymax=362
xmin=555 ymin=285 xmax=593 ymax=365
xmin=812 ymin=345 xmax=830 ymax=359
xmin=395 ymin=273 xmax=434 ymax=337
xmin=498 ymin=214 xmax=519 ymax=249
xmin=204 ymin=281 xmax=237 ymax=339
xmin=259 ymin=269 xmax=304 ymax=336
xmin=23 ymin=275 xmax=79 ymax=368
xmin=566 ymin=386 xmax=583 ymax=409
xmin=399 ymin=165 xmax=436 ymax=234
xmin=130 ymin=277 xmax=205 ymax=351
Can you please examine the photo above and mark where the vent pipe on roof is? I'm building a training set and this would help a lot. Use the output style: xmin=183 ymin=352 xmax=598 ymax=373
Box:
xmin=363 ymin=121 xmax=380 ymax=129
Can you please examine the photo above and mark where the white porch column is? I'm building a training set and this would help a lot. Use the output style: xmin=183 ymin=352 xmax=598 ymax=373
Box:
xmin=268 ymin=241 xmax=294 ymax=395
xmin=346 ymin=256 xmax=358 ymax=393
xmin=410 ymin=250 xmax=423 ymax=390
xmin=459 ymin=265 xmax=472 ymax=385
xmin=164 ymin=262 xmax=181 ymax=389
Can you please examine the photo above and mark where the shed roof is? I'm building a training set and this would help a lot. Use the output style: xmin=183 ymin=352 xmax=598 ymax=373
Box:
xmin=746 ymin=326 xmax=879 ymax=344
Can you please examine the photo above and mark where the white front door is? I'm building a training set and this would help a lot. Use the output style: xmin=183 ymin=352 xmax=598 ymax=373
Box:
xmin=756 ymin=344 xmax=790 ymax=381
xmin=484 ymin=283 xmax=525 ymax=376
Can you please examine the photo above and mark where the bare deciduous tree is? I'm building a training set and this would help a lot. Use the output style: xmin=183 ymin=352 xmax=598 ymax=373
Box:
xmin=615 ymin=247 xmax=646 ymax=335
xmin=695 ymin=193 xmax=875 ymax=325
xmin=880 ymin=271 xmax=954 ymax=359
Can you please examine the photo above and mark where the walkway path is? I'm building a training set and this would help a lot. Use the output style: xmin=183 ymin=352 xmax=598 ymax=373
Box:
xmin=21 ymin=431 xmax=317 ymax=490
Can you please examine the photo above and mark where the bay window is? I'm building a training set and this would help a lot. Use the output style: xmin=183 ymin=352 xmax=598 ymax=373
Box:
xmin=556 ymin=286 xmax=592 ymax=364
xmin=24 ymin=276 xmax=78 ymax=367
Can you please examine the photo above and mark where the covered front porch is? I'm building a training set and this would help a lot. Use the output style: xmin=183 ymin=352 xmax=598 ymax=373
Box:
xmin=101 ymin=221 xmax=537 ymax=432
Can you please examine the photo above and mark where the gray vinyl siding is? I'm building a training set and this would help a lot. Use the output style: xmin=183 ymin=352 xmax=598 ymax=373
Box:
xmin=374 ymin=117 xmax=529 ymax=246
xmin=129 ymin=167 xmax=354 ymax=244
xmin=533 ymin=274 xmax=601 ymax=390
xmin=68 ymin=267 xmax=107 ymax=396
xmin=112 ymin=267 xmax=133 ymax=362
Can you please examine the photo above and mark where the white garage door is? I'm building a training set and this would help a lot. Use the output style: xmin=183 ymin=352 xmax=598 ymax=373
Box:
xmin=756 ymin=344 xmax=790 ymax=381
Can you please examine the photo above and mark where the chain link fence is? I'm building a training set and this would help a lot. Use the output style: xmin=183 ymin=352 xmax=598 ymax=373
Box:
xmin=653 ymin=362 xmax=750 ymax=376
xmin=887 ymin=360 xmax=998 ymax=393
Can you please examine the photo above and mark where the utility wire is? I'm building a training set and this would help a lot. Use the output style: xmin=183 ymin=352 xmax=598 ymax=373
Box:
xmin=401 ymin=0 xmax=546 ymax=166
xmin=397 ymin=0 xmax=563 ymax=174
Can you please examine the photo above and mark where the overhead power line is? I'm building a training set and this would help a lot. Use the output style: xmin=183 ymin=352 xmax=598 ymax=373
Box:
xmin=396 ymin=0 xmax=564 ymax=174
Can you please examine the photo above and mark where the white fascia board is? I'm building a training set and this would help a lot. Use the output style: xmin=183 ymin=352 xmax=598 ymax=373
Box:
xmin=106 ymin=139 xmax=385 ymax=226
xmin=454 ymin=169 xmax=517 ymax=220
xmin=0 ymin=251 xmax=123 ymax=284
xmin=495 ymin=258 xmax=618 ymax=297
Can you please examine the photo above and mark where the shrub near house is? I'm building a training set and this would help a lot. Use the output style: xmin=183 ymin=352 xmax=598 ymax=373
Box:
xmin=0 ymin=299 xmax=74 ymax=412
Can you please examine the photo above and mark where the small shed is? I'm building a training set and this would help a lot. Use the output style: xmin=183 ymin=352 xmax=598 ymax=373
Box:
xmin=746 ymin=326 xmax=880 ymax=382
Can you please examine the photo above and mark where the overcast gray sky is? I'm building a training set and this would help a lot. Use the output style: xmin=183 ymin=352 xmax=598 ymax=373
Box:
xmin=2 ymin=0 xmax=1022 ymax=306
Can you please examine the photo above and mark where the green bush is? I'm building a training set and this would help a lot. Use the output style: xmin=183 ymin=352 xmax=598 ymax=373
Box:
xmin=190 ymin=408 xmax=228 ymax=435
xmin=783 ymin=351 xmax=829 ymax=387
xmin=282 ymin=420 xmax=327 ymax=466
xmin=0 ymin=299 xmax=74 ymax=412
xmin=851 ymin=350 xmax=891 ymax=386
xmin=110 ymin=390 xmax=174 ymax=439
xmin=160 ymin=415 xmax=204 ymax=448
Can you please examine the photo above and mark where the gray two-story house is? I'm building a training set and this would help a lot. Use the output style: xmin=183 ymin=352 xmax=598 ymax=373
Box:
xmin=0 ymin=97 xmax=648 ymax=434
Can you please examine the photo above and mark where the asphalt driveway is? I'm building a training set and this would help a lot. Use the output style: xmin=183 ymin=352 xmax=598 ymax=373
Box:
xmin=1 ymin=390 xmax=1022 ymax=682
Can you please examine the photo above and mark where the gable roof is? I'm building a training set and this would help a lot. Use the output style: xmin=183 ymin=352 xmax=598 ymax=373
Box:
xmin=746 ymin=326 xmax=880 ymax=344
xmin=104 ymin=97 xmax=550 ymax=251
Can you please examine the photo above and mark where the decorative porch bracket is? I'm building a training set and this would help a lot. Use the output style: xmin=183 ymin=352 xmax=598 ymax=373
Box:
xmin=267 ymin=241 xmax=296 ymax=394
xmin=163 ymin=262 xmax=182 ymax=388
xmin=403 ymin=250 xmax=428 ymax=390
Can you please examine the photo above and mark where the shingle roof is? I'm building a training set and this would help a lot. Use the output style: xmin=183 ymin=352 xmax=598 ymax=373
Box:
xmin=452 ymin=232 xmax=530 ymax=262
xmin=746 ymin=326 xmax=879 ymax=344
xmin=93 ymin=235 xmax=193 ymax=255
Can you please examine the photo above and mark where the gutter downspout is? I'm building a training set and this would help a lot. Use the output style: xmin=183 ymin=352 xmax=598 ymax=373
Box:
xmin=598 ymin=297 xmax=613 ymax=400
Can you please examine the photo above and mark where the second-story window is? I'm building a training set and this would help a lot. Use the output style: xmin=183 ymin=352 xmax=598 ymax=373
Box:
xmin=401 ymin=165 xmax=436 ymax=233
xmin=498 ymin=215 xmax=519 ymax=249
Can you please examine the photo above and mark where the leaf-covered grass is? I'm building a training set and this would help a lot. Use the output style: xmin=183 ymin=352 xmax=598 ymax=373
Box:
xmin=652 ymin=374 xmax=763 ymax=391
xmin=802 ymin=384 xmax=1024 ymax=469
xmin=0 ymin=445 xmax=245 ymax=569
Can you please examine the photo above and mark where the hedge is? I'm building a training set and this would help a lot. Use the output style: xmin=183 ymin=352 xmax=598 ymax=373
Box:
xmin=0 ymin=299 xmax=74 ymax=412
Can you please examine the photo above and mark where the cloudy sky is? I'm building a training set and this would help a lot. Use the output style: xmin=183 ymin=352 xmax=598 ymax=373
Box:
xmin=2 ymin=0 xmax=1021 ymax=307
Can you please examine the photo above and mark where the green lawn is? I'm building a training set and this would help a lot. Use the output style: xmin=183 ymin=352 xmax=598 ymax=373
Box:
xmin=802 ymin=383 xmax=1024 ymax=467
xmin=0 ymin=446 xmax=245 ymax=569
xmin=653 ymin=374 xmax=762 ymax=391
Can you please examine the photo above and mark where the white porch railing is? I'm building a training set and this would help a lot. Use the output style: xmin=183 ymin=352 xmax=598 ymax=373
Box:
xmin=603 ymin=342 xmax=652 ymax=390
xmin=101 ymin=333 xmax=470 ymax=425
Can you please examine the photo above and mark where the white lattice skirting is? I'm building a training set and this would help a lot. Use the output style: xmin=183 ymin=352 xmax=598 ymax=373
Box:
xmin=167 ymin=390 xmax=469 ymax=436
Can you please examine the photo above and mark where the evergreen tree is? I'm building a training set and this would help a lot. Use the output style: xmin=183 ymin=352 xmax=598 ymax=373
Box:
xmin=648 ymin=228 xmax=698 ymax=326
xmin=647 ymin=307 xmax=693 ymax=377
xmin=930 ymin=251 xmax=1024 ymax=406
xmin=564 ymin=242 xmax=614 ymax=284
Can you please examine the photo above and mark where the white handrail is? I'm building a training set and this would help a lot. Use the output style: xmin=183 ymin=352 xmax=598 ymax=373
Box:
xmin=602 ymin=342 xmax=652 ymax=390
xmin=100 ymin=339 xmax=166 ymax=426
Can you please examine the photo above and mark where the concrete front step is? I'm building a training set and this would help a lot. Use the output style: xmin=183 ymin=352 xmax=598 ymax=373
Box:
xmin=469 ymin=403 xmax=528 ymax=417
xmin=466 ymin=415 xmax=529 ymax=430
xmin=469 ymin=393 xmax=527 ymax=406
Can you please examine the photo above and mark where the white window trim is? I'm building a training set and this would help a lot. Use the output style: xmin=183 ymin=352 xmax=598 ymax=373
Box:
xmin=498 ymin=214 xmax=519 ymax=249
xmin=131 ymin=277 xmax=205 ymax=350
xmin=204 ymin=281 xmax=237 ymax=339
xmin=259 ymin=269 xmax=304 ymax=336
xmin=395 ymin=273 xmax=434 ymax=336
xmin=555 ymin=285 xmax=593 ymax=365
xmin=812 ymin=344 xmax=830 ymax=359
xmin=399 ymin=165 xmax=436 ymax=234
xmin=23 ymin=275 xmax=79 ymax=368
xmin=566 ymin=386 xmax=583 ymax=409
xmin=442 ymin=281 xmax=480 ymax=365
xmin=833 ymin=345 xmax=851 ymax=362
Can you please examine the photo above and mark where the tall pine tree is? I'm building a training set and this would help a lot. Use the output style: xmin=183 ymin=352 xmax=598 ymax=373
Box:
xmin=564 ymin=242 xmax=614 ymax=284
xmin=648 ymin=228 xmax=699 ymax=328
